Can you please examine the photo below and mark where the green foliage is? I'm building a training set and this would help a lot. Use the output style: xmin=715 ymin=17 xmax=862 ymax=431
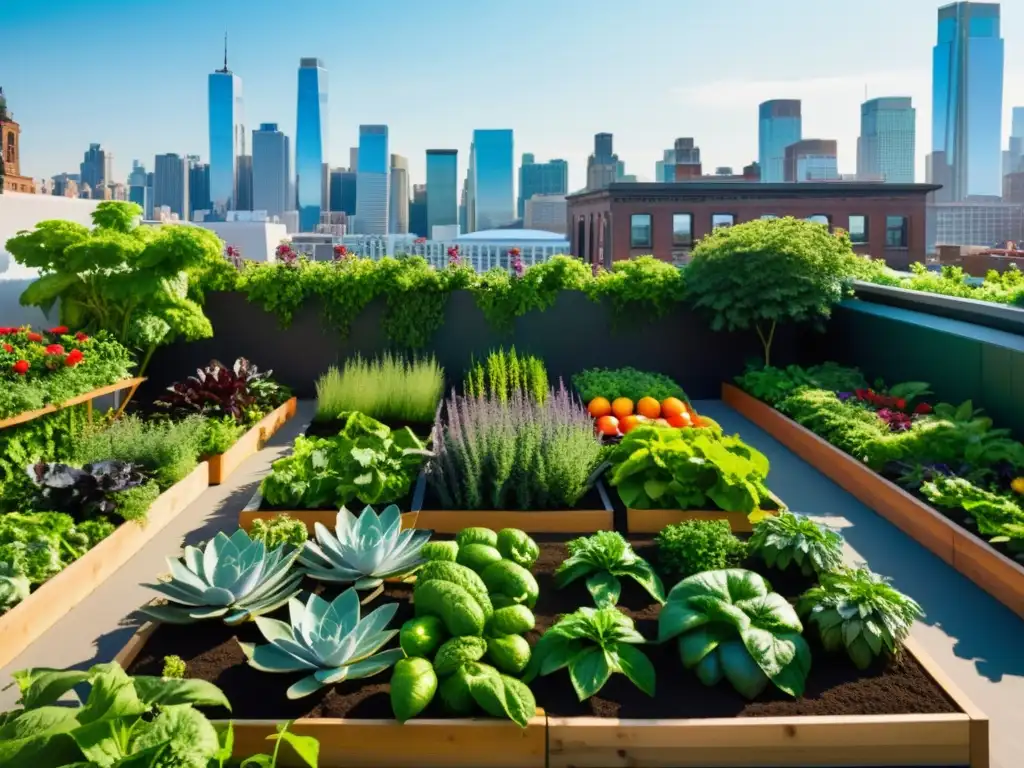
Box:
xmin=8 ymin=202 xmax=225 ymax=374
xmin=586 ymin=256 xmax=687 ymax=320
xmin=260 ymin=411 xmax=429 ymax=509
xmin=748 ymin=511 xmax=845 ymax=576
xmin=0 ymin=406 xmax=85 ymax=504
xmin=920 ymin=476 xmax=1024 ymax=550
xmin=413 ymin=579 xmax=489 ymax=637
xmin=470 ymin=255 xmax=592 ymax=330
xmin=435 ymin=661 xmax=536 ymax=727
xmin=72 ymin=414 xmax=206 ymax=489
xmin=200 ymin=416 xmax=245 ymax=456
xmin=607 ymin=426 xmax=772 ymax=514
xmin=416 ymin=560 xmax=494 ymax=620
xmin=859 ymin=262 xmax=1024 ymax=307
xmin=776 ymin=388 xmax=889 ymax=459
xmin=464 ymin=347 xmax=549 ymax=404
xmin=736 ymin=362 xmax=868 ymax=406
xmin=655 ymin=520 xmax=747 ymax=581
xmin=798 ymin=567 xmax=923 ymax=670
xmin=161 ymin=655 xmax=186 ymax=679
xmin=421 ymin=540 xmax=459 ymax=562
xmin=658 ymin=569 xmax=812 ymax=699
xmin=314 ymin=353 xmax=444 ymax=424
xmin=572 ymin=366 xmax=688 ymax=404
xmin=495 ymin=528 xmax=540 ymax=568
xmin=686 ymin=217 xmax=859 ymax=365
xmin=390 ymin=657 xmax=438 ymax=724
xmin=239 ymin=720 xmax=320 ymax=768
xmin=480 ymin=559 xmax=540 ymax=609
xmin=555 ymin=531 xmax=665 ymax=607
xmin=249 ymin=514 xmax=309 ymax=549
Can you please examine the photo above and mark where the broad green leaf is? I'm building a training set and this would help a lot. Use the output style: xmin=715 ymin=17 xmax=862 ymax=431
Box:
xmin=717 ymin=640 xmax=771 ymax=700
xmin=613 ymin=643 xmax=656 ymax=697
xmin=585 ymin=572 xmax=621 ymax=608
xmin=11 ymin=668 xmax=90 ymax=709
xmin=277 ymin=724 xmax=321 ymax=768
xmin=76 ymin=667 xmax=147 ymax=725
xmin=240 ymin=755 xmax=273 ymax=768
xmin=129 ymin=705 xmax=221 ymax=768
xmin=614 ymin=560 xmax=666 ymax=604
xmin=568 ymin=647 xmax=612 ymax=701
xmin=0 ymin=706 xmax=82 ymax=767
xmin=112 ymin=742 xmax=171 ymax=767
xmin=131 ymin=676 xmax=232 ymax=712
xmin=72 ymin=719 xmax=128 ymax=766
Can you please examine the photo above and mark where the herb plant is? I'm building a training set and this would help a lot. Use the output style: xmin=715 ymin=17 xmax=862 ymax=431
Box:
xmin=157 ymin=357 xmax=288 ymax=424
xmin=572 ymin=366 xmax=687 ymax=404
xmin=736 ymin=362 xmax=867 ymax=406
xmin=428 ymin=385 xmax=602 ymax=511
xmin=658 ymin=569 xmax=812 ymax=699
xmin=797 ymin=567 xmax=923 ymax=669
xmin=315 ymin=353 xmax=444 ymax=425
xmin=748 ymin=511 xmax=845 ymax=576
xmin=200 ymin=416 xmax=246 ymax=456
xmin=250 ymin=514 xmax=309 ymax=549
xmin=161 ymin=655 xmax=186 ymax=679
xmin=655 ymin=520 xmax=747 ymax=581
xmin=524 ymin=606 xmax=655 ymax=700
xmin=464 ymin=347 xmax=548 ymax=403
xmin=555 ymin=531 xmax=665 ymax=607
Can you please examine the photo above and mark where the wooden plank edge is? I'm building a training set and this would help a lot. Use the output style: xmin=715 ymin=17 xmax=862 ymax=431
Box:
xmin=625 ymin=504 xmax=782 ymax=534
xmin=208 ymin=398 xmax=299 ymax=485
xmin=258 ymin=396 xmax=298 ymax=444
xmin=0 ymin=376 xmax=147 ymax=431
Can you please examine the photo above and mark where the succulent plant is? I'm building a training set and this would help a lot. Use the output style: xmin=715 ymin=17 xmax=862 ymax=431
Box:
xmin=241 ymin=588 xmax=404 ymax=699
xmin=300 ymin=504 xmax=431 ymax=589
xmin=141 ymin=529 xmax=303 ymax=625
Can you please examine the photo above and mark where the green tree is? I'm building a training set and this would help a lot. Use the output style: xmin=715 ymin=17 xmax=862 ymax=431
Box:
xmin=6 ymin=201 xmax=224 ymax=374
xmin=685 ymin=217 xmax=856 ymax=366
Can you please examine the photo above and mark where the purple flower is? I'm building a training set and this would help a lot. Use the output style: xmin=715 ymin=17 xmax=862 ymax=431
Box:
xmin=836 ymin=391 xmax=853 ymax=402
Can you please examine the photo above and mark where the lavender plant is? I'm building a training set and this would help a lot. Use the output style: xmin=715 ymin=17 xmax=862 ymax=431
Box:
xmin=428 ymin=383 xmax=602 ymax=511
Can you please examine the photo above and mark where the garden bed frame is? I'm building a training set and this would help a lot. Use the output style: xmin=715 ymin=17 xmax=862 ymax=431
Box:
xmin=625 ymin=491 xmax=785 ymax=534
xmin=722 ymin=382 xmax=1024 ymax=622
xmin=207 ymin=397 xmax=298 ymax=484
xmin=112 ymin=622 xmax=985 ymax=768
xmin=0 ymin=376 xmax=146 ymax=430
xmin=0 ymin=460 xmax=209 ymax=669
xmin=238 ymin=476 xmax=616 ymax=535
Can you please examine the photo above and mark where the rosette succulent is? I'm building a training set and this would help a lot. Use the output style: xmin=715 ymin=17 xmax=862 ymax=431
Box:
xmin=300 ymin=504 xmax=431 ymax=589
xmin=748 ymin=511 xmax=845 ymax=577
xmin=241 ymin=588 xmax=404 ymax=699
xmin=141 ymin=529 xmax=303 ymax=625
xmin=658 ymin=569 xmax=811 ymax=699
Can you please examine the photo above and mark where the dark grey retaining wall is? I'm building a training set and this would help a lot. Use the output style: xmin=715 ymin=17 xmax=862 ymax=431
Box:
xmin=853 ymin=281 xmax=1024 ymax=337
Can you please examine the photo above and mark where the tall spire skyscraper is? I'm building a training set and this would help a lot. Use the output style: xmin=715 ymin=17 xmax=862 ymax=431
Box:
xmin=295 ymin=58 xmax=329 ymax=232
xmin=208 ymin=34 xmax=245 ymax=217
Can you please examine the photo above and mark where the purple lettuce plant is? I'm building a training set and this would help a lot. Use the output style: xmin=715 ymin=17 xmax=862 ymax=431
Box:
xmin=156 ymin=358 xmax=286 ymax=424
xmin=877 ymin=408 xmax=913 ymax=432
xmin=427 ymin=382 xmax=601 ymax=511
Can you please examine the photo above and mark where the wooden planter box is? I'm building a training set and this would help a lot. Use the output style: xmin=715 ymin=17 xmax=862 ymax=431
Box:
xmin=722 ymin=382 xmax=1024 ymax=621
xmin=113 ymin=622 xmax=546 ymax=768
xmin=0 ymin=461 xmax=209 ymax=670
xmin=0 ymin=376 xmax=146 ymax=430
xmin=207 ymin=397 xmax=298 ymax=484
xmin=626 ymin=491 xmax=785 ymax=534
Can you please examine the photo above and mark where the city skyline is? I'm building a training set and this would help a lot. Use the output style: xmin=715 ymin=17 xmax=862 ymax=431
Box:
xmin=6 ymin=0 xmax=1024 ymax=192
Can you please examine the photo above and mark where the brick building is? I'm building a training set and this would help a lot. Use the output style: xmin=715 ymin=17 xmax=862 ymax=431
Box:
xmin=1 ymin=87 xmax=37 ymax=195
xmin=566 ymin=181 xmax=938 ymax=269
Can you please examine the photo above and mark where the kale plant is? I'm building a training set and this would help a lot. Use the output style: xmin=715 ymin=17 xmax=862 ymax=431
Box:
xmin=748 ymin=511 xmax=845 ymax=577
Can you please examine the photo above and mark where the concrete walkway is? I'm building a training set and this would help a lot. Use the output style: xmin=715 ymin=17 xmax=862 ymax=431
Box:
xmin=1 ymin=399 xmax=1020 ymax=767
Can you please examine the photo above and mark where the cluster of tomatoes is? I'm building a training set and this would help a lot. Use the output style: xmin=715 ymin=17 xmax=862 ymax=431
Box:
xmin=586 ymin=396 xmax=698 ymax=437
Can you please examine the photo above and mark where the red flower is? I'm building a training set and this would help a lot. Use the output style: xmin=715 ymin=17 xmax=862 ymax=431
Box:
xmin=895 ymin=398 xmax=907 ymax=411
xmin=26 ymin=332 xmax=43 ymax=343
xmin=45 ymin=344 xmax=65 ymax=355
xmin=12 ymin=360 xmax=29 ymax=375
xmin=2 ymin=344 xmax=12 ymax=353
xmin=914 ymin=402 xmax=933 ymax=415
xmin=75 ymin=332 xmax=89 ymax=342
xmin=49 ymin=326 xmax=69 ymax=335
xmin=0 ymin=328 xmax=14 ymax=336
xmin=64 ymin=349 xmax=84 ymax=367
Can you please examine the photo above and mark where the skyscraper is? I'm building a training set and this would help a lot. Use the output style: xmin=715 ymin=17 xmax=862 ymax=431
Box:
xmin=355 ymin=125 xmax=389 ymax=235
xmin=470 ymin=129 xmax=514 ymax=231
xmin=758 ymin=100 xmax=802 ymax=183
xmin=80 ymin=143 xmax=112 ymax=190
xmin=296 ymin=58 xmax=328 ymax=231
xmin=208 ymin=37 xmax=244 ymax=218
xmin=127 ymin=160 xmax=148 ymax=212
xmin=236 ymin=155 xmax=253 ymax=211
xmin=586 ymin=133 xmax=618 ymax=190
xmin=252 ymin=123 xmax=290 ymax=218
xmin=329 ymin=169 xmax=357 ymax=215
xmin=389 ymin=154 xmax=409 ymax=234
xmin=518 ymin=155 xmax=567 ymax=218
xmin=930 ymin=1 xmax=1004 ymax=200
xmin=426 ymin=149 xmax=458 ymax=237
xmin=672 ymin=138 xmax=702 ymax=180
xmin=1005 ymin=107 xmax=1024 ymax=176
xmin=187 ymin=156 xmax=211 ymax=219
xmin=409 ymin=184 xmax=428 ymax=238
xmin=153 ymin=153 xmax=188 ymax=219
xmin=784 ymin=140 xmax=839 ymax=182
xmin=857 ymin=98 xmax=916 ymax=183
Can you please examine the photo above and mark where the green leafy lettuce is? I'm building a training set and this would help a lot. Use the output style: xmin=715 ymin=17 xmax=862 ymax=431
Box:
xmin=555 ymin=531 xmax=664 ymax=607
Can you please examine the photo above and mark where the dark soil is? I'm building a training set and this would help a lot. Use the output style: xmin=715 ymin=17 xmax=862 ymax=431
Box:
xmin=418 ymin=480 xmax=610 ymax=513
xmin=305 ymin=416 xmax=435 ymax=440
xmin=127 ymin=538 xmax=959 ymax=720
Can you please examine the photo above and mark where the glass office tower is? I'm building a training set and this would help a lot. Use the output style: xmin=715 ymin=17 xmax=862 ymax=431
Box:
xmin=426 ymin=149 xmax=458 ymax=237
xmin=208 ymin=44 xmax=244 ymax=218
xmin=518 ymin=156 xmax=567 ymax=218
xmin=758 ymin=100 xmax=801 ymax=183
xmin=296 ymin=58 xmax=328 ymax=231
xmin=252 ymin=123 xmax=290 ymax=218
xmin=931 ymin=2 xmax=1004 ymax=199
xmin=355 ymin=125 xmax=389 ymax=235
xmin=858 ymin=98 xmax=916 ymax=183
xmin=470 ymin=129 xmax=514 ymax=231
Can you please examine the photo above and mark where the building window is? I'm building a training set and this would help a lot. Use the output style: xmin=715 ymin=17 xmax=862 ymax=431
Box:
xmin=630 ymin=214 xmax=652 ymax=248
xmin=807 ymin=214 xmax=830 ymax=227
xmin=885 ymin=215 xmax=908 ymax=248
xmin=712 ymin=213 xmax=734 ymax=230
xmin=672 ymin=213 xmax=693 ymax=247
xmin=848 ymin=215 xmax=868 ymax=244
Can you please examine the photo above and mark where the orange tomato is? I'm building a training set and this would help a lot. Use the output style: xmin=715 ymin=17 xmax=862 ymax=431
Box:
xmin=661 ymin=397 xmax=686 ymax=419
xmin=587 ymin=397 xmax=612 ymax=418
xmin=596 ymin=415 xmax=619 ymax=436
xmin=666 ymin=412 xmax=692 ymax=428
xmin=611 ymin=398 xmax=634 ymax=419
xmin=637 ymin=397 xmax=661 ymax=419
xmin=619 ymin=414 xmax=641 ymax=434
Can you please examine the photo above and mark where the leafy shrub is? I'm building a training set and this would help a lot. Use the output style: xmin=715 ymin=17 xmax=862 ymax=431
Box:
xmin=27 ymin=460 xmax=156 ymax=522
xmin=315 ymin=353 xmax=443 ymax=424
xmin=860 ymin=262 xmax=1024 ymax=308
xmin=748 ymin=511 xmax=845 ymax=576
xmin=920 ymin=475 xmax=1024 ymax=550
xmin=555 ymin=531 xmax=665 ymax=606
xmin=261 ymin=411 xmax=429 ymax=509
xmin=607 ymin=426 xmax=771 ymax=514
xmin=776 ymin=388 xmax=889 ymax=458
xmin=572 ymin=366 xmax=687 ymax=404
xmin=0 ymin=406 xmax=86 ymax=504
xmin=464 ymin=347 xmax=548 ymax=404
xmin=798 ymin=567 xmax=923 ymax=669
xmin=655 ymin=520 xmax=747 ymax=581
xmin=736 ymin=362 xmax=868 ymax=406
xmin=249 ymin=514 xmax=309 ymax=549
xmin=157 ymin=357 xmax=289 ymax=424
xmin=199 ymin=416 xmax=245 ymax=456
xmin=586 ymin=256 xmax=687 ymax=319
xmin=72 ymin=414 xmax=206 ymax=489
xmin=427 ymin=385 xmax=602 ymax=511
xmin=686 ymin=217 xmax=859 ymax=366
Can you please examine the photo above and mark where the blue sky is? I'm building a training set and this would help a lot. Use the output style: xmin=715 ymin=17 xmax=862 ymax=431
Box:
xmin=6 ymin=0 xmax=1024 ymax=191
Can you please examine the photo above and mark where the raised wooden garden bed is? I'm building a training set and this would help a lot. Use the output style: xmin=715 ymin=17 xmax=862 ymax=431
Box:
xmin=625 ymin=490 xmax=785 ymax=534
xmin=722 ymin=382 xmax=1024 ymax=622
xmin=0 ymin=460 xmax=209 ymax=669
xmin=207 ymin=397 xmax=298 ymax=484
xmin=0 ymin=376 xmax=146 ymax=430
